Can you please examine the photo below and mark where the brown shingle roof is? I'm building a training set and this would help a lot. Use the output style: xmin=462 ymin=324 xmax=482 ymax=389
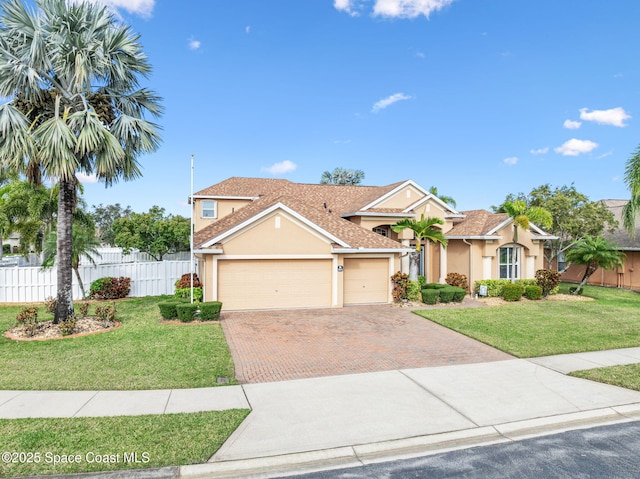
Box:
xmin=193 ymin=178 xmax=409 ymax=250
xmin=447 ymin=210 xmax=509 ymax=237
xmin=600 ymin=199 xmax=640 ymax=249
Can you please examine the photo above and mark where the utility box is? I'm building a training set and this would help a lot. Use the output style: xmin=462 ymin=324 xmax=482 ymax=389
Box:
xmin=479 ymin=285 xmax=488 ymax=297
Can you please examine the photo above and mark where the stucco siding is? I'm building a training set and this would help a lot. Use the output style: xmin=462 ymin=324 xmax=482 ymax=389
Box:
xmin=376 ymin=185 xmax=425 ymax=209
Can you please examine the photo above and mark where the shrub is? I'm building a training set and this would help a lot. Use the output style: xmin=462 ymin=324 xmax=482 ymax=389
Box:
xmin=44 ymin=296 xmax=57 ymax=315
xmin=535 ymin=269 xmax=561 ymax=298
xmin=200 ymin=302 xmax=223 ymax=321
xmin=502 ymin=284 xmax=524 ymax=301
xmin=94 ymin=303 xmax=117 ymax=326
xmin=407 ymin=281 xmax=422 ymax=301
xmin=421 ymin=289 xmax=439 ymax=305
xmin=418 ymin=275 xmax=427 ymax=289
xmin=176 ymin=303 xmax=198 ymax=322
xmin=391 ymin=272 xmax=410 ymax=302
xmin=77 ymin=302 xmax=90 ymax=318
xmin=450 ymin=286 xmax=466 ymax=302
xmin=15 ymin=307 xmax=39 ymax=337
xmin=89 ymin=277 xmax=131 ymax=300
xmin=2 ymin=244 xmax=9 ymax=254
xmin=175 ymin=287 xmax=203 ymax=302
xmin=475 ymin=280 xmax=510 ymax=297
xmin=445 ymin=272 xmax=469 ymax=291
xmin=59 ymin=317 xmax=77 ymax=336
xmin=424 ymin=283 xmax=448 ymax=289
xmin=175 ymin=273 xmax=202 ymax=290
xmin=158 ymin=301 xmax=180 ymax=320
xmin=524 ymin=285 xmax=543 ymax=300
xmin=439 ymin=287 xmax=456 ymax=303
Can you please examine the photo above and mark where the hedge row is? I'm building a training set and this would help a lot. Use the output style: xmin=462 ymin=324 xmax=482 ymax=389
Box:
xmin=474 ymin=279 xmax=558 ymax=298
xmin=421 ymin=285 xmax=466 ymax=305
xmin=158 ymin=301 xmax=223 ymax=322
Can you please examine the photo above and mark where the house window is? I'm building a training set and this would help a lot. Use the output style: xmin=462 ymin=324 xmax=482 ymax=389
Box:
xmin=373 ymin=227 xmax=388 ymax=237
xmin=201 ymin=200 xmax=216 ymax=219
xmin=499 ymin=246 xmax=519 ymax=279
xmin=557 ymin=252 xmax=567 ymax=272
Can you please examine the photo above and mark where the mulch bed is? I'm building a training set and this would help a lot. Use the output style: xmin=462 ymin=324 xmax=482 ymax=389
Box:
xmin=4 ymin=318 xmax=121 ymax=341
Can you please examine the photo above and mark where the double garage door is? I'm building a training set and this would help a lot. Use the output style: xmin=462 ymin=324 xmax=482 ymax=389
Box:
xmin=217 ymin=257 xmax=390 ymax=310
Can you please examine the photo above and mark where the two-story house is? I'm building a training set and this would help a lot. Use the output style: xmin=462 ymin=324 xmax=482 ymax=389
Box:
xmin=191 ymin=177 xmax=553 ymax=310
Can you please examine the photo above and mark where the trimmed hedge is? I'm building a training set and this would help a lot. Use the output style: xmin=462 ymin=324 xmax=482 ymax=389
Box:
xmin=421 ymin=289 xmax=440 ymax=305
xmin=524 ymin=285 xmax=543 ymax=300
xmin=502 ymin=284 xmax=524 ymax=301
xmin=475 ymin=279 xmax=559 ymax=298
xmin=176 ymin=303 xmax=199 ymax=322
xmin=451 ymin=287 xmax=466 ymax=302
xmin=200 ymin=302 xmax=223 ymax=321
xmin=424 ymin=283 xmax=448 ymax=290
xmin=158 ymin=301 xmax=180 ymax=320
xmin=438 ymin=288 xmax=455 ymax=303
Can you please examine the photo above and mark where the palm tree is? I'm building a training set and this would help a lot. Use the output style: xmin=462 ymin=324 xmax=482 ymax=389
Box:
xmin=41 ymin=221 xmax=101 ymax=299
xmin=623 ymin=145 xmax=640 ymax=235
xmin=0 ymin=0 xmax=162 ymax=322
xmin=565 ymin=236 xmax=624 ymax=295
xmin=320 ymin=167 xmax=365 ymax=185
xmin=391 ymin=215 xmax=448 ymax=281
xmin=501 ymin=200 xmax=552 ymax=283
xmin=428 ymin=186 xmax=456 ymax=208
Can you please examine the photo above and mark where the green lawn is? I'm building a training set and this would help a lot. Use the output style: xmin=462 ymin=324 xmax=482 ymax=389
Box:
xmin=572 ymin=364 xmax=640 ymax=392
xmin=0 ymin=409 xmax=249 ymax=478
xmin=414 ymin=285 xmax=640 ymax=358
xmin=0 ymin=296 xmax=236 ymax=390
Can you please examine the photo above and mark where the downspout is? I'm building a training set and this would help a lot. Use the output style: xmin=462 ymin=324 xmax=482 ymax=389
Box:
xmin=463 ymin=239 xmax=473 ymax=293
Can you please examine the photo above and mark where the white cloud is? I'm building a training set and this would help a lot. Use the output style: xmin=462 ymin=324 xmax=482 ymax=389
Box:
xmin=334 ymin=0 xmax=359 ymax=16
xmin=372 ymin=93 xmax=412 ymax=113
xmin=503 ymin=156 xmax=519 ymax=166
xmin=76 ymin=172 xmax=98 ymax=184
xmin=563 ymin=119 xmax=581 ymax=130
xmin=188 ymin=38 xmax=201 ymax=50
xmin=82 ymin=0 xmax=155 ymax=17
xmin=261 ymin=160 xmax=297 ymax=175
xmin=373 ymin=0 xmax=455 ymax=18
xmin=579 ymin=107 xmax=631 ymax=127
xmin=554 ymin=138 xmax=599 ymax=157
xmin=530 ymin=147 xmax=549 ymax=155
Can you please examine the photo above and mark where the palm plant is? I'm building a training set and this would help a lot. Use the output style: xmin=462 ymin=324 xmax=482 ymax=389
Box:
xmin=565 ymin=236 xmax=624 ymax=295
xmin=320 ymin=167 xmax=365 ymax=185
xmin=41 ymin=221 xmax=101 ymax=299
xmin=391 ymin=215 xmax=448 ymax=281
xmin=0 ymin=0 xmax=162 ymax=322
xmin=501 ymin=200 xmax=552 ymax=283
xmin=428 ymin=186 xmax=456 ymax=208
xmin=623 ymin=146 xmax=640 ymax=235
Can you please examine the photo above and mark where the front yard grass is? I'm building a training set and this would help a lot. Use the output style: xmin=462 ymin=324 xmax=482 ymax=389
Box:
xmin=0 ymin=409 xmax=249 ymax=478
xmin=414 ymin=285 xmax=640 ymax=358
xmin=0 ymin=296 xmax=236 ymax=390
xmin=572 ymin=364 xmax=640 ymax=392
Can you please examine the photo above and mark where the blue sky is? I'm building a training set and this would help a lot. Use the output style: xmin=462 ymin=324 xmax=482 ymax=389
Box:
xmin=78 ymin=0 xmax=640 ymax=216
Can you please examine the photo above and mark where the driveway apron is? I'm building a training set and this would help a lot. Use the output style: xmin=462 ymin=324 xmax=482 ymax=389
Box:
xmin=220 ymin=304 xmax=512 ymax=383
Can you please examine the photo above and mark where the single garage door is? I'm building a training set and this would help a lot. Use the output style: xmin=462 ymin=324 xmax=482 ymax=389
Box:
xmin=218 ymin=259 xmax=332 ymax=310
xmin=343 ymin=258 xmax=389 ymax=305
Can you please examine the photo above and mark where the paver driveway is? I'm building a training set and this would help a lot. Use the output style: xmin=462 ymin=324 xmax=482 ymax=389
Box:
xmin=220 ymin=304 xmax=512 ymax=383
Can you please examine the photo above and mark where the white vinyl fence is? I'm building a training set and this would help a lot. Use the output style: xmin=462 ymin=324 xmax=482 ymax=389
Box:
xmin=0 ymin=260 xmax=195 ymax=303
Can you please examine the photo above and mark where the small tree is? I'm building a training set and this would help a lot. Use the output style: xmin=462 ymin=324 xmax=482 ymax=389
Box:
xmin=391 ymin=215 xmax=448 ymax=281
xmin=320 ymin=167 xmax=365 ymax=185
xmin=565 ymin=236 xmax=625 ymax=295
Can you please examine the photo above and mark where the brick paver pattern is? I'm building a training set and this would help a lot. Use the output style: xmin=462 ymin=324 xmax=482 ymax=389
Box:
xmin=220 ymin=304 xmax=513 ymax=383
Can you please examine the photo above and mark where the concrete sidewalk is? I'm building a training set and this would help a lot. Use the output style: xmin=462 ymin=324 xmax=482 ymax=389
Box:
xmin=2 ymin=348 xmax=640 ymax=478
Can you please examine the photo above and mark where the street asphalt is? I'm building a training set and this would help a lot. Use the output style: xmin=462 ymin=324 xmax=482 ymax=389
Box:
xmin=2 ymin=347 xmax=640 ymax=478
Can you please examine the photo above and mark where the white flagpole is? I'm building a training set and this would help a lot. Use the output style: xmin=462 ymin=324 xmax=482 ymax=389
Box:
xmin=190 ymin=154 xmax=194 ymax=304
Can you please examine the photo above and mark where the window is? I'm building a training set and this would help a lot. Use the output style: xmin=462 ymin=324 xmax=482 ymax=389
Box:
xmin=201 ymin=200 xmax=216 ymax=219
xmin=373 ymin=227 xmax=388 ymax=237
xmin=557 ymin=252 xmax=567 ymax=272
xmin=499 ymin=246 xmax=519 ymax=279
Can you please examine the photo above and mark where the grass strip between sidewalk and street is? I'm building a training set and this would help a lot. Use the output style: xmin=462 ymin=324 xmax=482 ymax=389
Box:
xmin=0 ymin=409 xmax=250 ymax=478
xmin=0 ymin=296 xmax=236 ymax=390
xmin=571 ymin=364 xmax=640 ymax=392
xmin=414 ymin=285 xmax=640 ymax=358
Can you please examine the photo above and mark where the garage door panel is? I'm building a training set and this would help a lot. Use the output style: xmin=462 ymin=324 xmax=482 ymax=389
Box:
xmin=218 ymin=259 xmax=332 ymax=310
xmin=343 ymin=258 xmax=389 ymax=305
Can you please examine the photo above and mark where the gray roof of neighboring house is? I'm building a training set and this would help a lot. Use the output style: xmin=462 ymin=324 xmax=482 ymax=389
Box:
xmin=600 ymin=199 xmax=640 ymax=250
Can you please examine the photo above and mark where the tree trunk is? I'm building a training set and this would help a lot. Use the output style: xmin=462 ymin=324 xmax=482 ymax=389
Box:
xmin=408 ymin=251 xmax=419 ymax=282
xmin=55 ymin=178 xmax=75 ymax=323
xmin=73 ymin=266 xmax=86 ymax=300
xmin=573 ymin=262 xmax=597 ymax=295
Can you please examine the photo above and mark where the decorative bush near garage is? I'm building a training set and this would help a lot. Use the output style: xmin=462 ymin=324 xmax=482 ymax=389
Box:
xmin=176 ymin=303 xmax=199 ymax=322
xmin=200 ymin=302 xmax=223 ymax=321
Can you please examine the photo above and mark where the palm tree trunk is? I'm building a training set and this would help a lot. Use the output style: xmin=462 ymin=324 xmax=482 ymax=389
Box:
xmin=54 ymin=178 xmax=75 ymax=323
xmin=408 ymin=251 xmax=419 ymax=282
xmin=573 ymin=262 xmax=597 ymax=295
xmin=73 ymin=266 xmax=86 ymax=300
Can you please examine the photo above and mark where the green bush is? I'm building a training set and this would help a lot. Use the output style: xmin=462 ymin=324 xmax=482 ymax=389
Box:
xmin=502 ymin=284 xmax=524 ymax=301
xmin=200 ymin=302 xmax=223 ymax=321
xmin=89 ymin=277 xmax=131 ymax=300
xmin=407 ymin=281 xmax=422 ymax=301
xmin=2 ymin=244 xmax=9 ymax=254
xmin=421 ymin=289 xmax=440 ymax=305
xmin=445 ymin=272 xmax=469 ymax=290
xmin=450 ymin=286 xmax=466 ymax=302
xmin=475 ymin=280 xmax=510 ymax=297
xmin=175 ymin=287 xmax=203 ymax=302
xmin=158 ymin=301 xmax=180 ymax=320
xmin=176 ymin=303 xmax=198 ymax=322
xmin=418 ymin=275 xmax=427 ymax=289
xmin=439 ymin=287 xmax=456 ymax=303
xmin=424 ymin=283 xmax=448 ymax=290
xmin=524 ymin=285 xmax=543 ymax=300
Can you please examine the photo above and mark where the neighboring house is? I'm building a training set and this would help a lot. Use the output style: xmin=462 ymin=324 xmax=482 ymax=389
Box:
xmin=562 ymin=199 xmax=640 ymax=290
xmin=192 ymin=177 xmax=553 ymax=311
